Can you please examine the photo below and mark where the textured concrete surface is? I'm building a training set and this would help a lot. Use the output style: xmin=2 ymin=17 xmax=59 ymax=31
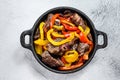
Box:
xmin=0 ymin=0 xmax=120 ymax=80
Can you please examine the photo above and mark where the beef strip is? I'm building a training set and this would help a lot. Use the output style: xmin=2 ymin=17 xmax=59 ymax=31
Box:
xmin=41 ymin=51 xmax=64 ymax=67
xmin=60 ymin=43 xmax=70 ymax=52
xmin=46 ymin=43 xmax=60 ymax=54
xmin=72 ymin=43 xmax=78 ymax=50
xmin=54 ymin=38 xmax=63 ymax=42
xmin=47 ymin=38 xmax=65 ymax=56
xmin=77 ymin=43 xmax=90 ymax=56
xmin=63 ymin=10 xmax=73 ymax=18
xmin=68 ymin=37 xmax=79 ymax=45
xmin=43 ymin=14 xmax=53 ymax=33
xmin=60 ymin=37 xmax=79 ymax=52
xmin=57 ymin=52 xmax=64 ymax=56
xmin=71 ymin=13 xmax=86 ymax=30
xmin=34 ymin=28 xmax=40 ymax=40
xmin=87 ymin=33 xmax=93 ymax=41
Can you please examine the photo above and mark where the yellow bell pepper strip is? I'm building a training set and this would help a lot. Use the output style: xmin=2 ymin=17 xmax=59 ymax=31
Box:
xmin=52 ymin=31 xmax=65 ymax=38
xmin=63 ymin=50 xmax=79 ymax=63
xmin=78 ymin=26 xmax=84 ymax=32
xmin=47 ymin=29 xmax=75 ymax=46
xmin=84 ymin=26 xmax=90 ymax=36
xmin=50 ymin=14 xmax=60 ymax=29
xmin=34 ymin=39 xmax=49 ymax=46
xmin=39 ymin=22 xmax=45 ymax=39
xmin=35 ymin=45 xmax=42 ymax=55
xmin=61 ymin=20 xmax=75 ymax=26
xmin=53 ymin=25 xmax=64 ymax=30
xmin=74 ymin=32 xmax=80 ymax=38
xmin=78 ymin=26 xmax=90 ymax=36
xmin=59 ymin=53 xmax=84 ymax=70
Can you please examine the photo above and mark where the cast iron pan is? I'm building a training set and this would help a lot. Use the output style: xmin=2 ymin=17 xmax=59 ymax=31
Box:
xmin=20 ymin=7 xmax=108 ymax=74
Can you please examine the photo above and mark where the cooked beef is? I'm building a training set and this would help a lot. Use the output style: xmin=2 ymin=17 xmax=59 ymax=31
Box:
xmin=41 ymin=51 xmax=64 ymax=67
xmin=54 ymin=38 xmax=63 ymax=42
xmin=88 ymin=33 xmax=93 ymax=41
xmin=60 ymin=43 xmax=70 ymax=52
xmin=55 ymin=19 xmax=60 ymax=26
xmin=72 ymin=43 xmax=78 ymax=50
xmin=63 ymin=10 xmax=73 ymax=18
xmin=71 ymin=13 xmax=86 ymax=30
xmin=57 ymin=52 xmax=64 ymax=56
xmin=34 ymin=28 xmax=40 ymax=40
xmin=46 ymin=43 xmax=60 ymax=54
xmin=60 ymin=38 xmax=79 ymax=52
xmin=77 ymin=43 xmax=90 ymax=56
xmin=68 ymin=37 xmax=79 ymax=45
xmin=43 ymin=14 xmax=53 ymax=33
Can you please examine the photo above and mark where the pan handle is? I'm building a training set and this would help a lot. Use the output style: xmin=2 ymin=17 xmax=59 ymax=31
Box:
xmin=96 ymin=30 xmax=108 ymax=49
xmin=20 ymin=29 xmax=32 ymax=50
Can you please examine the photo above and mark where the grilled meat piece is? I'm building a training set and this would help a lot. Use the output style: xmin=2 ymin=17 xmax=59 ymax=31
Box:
xmin=46 ymin=43 xmax=60 ymax=54
xmin=43 ymin=14 xmax=53 ymax=33
xmin=72 ymin=43 xmax=78 ymax=50
xmin=87 ymin=33 xmax=93 ymax=41
xmin=60 ymin=37 xmax=79 ymax=52
xmin=34 ymin=28 xmax=40 ymax=40
xmin=64 ymin=10 xmax=73 ymax=18
xmin=41 ymin=51 xmax=64 ymax=67
xmin=77 ymin=43 xmax=90 ymax=56
xmin=71 ymin=13 xmax=86 ymax=30
xmin=60 ymin=43 xmax=70 ymax=52
xmin=68 ymin=37 xmax=79 ymax=45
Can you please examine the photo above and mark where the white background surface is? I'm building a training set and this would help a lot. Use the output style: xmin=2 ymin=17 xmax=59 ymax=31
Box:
xmin=0 ymin=0 xmax=120 ymax=80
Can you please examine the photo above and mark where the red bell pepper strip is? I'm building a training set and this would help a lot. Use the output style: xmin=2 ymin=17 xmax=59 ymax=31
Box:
xmin=50 ymin=14 xmax=60 ymax=29
xmin=76 ymin=29 xmax=80 ymax=33
xmin=58 ymin=62 xmax=83 ymax=70
xmin=62 ymin=31 xmax=71 ymax=37
xmin=61 ymin=56 xmax=67 ymax=64
xmin=58 ymin=16 xmax=70 ymax=22
xmin=79 ymin=32 xmax=92 ymax=45
xmin=62 ymin=23 xmax=78 ymax=31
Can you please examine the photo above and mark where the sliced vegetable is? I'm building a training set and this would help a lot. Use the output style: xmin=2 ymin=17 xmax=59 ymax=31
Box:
xmin=61 ymin=57 xmax=67 ymax=64
xmin=58 ymin=62 xmax=83 ymax=70
xmin=50 ymin=14 xmax=60 ymax=29
xmin=79 ymin=32 xmax=92 ymax=45
xmin=78 ymin=26 xmax=84 ymax=32
xmin=62 ymin=23 xmax=78 ymax=31
xmin=62 ymin=31 xmax=71 ymax=37
xmin=58 ymin=16 xmax=70 ymax=21
xmin=39 ymin=22 xmax=45 ymax=39
xmin=63 ymin=50 xmax=79 ymax=63
xmin=52 ymin=31 xmax=65 ymax=38
xmin=53 ymin=25 xmax=64 ymax=30
xmin=78 ymin=26 xmax=90 ymax=36
xmin=35 ymin=45 xmax=42 ymax=55
xmin=47 ymin=29 xmax=75 ymax=46
xmin=84 ymin=26 xmax=90 ymax=36
xmin=61 ymin=20 xmax=75 ymax=26
xmin=34 ymin=39 xmax=49 ymax=46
